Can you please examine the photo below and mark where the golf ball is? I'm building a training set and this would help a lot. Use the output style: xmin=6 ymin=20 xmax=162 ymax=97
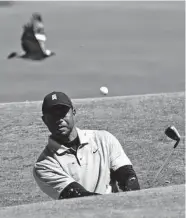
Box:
xmin=100 ymin=86 xmax=108 ymax=95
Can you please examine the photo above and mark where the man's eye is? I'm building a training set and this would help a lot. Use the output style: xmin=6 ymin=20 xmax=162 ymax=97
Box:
xmin=54 ymin=113 xmax=67 ymax=119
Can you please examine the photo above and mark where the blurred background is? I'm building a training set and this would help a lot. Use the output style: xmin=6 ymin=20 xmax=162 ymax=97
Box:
xmin=0 ymin=1 xmax=184 ymax=102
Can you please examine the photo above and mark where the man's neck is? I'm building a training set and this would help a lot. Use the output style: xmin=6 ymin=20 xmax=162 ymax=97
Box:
xmin=51 ymin=127 xmax=78 ymax=147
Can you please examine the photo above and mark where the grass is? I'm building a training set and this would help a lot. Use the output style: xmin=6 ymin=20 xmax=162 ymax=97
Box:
xmin=0 ymin=184 xmax=185 ymax=218
xmin=0 ymin=92 xmax=185 ymax=207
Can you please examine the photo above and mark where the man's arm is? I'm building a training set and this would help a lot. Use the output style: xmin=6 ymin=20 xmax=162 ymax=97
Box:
xmin=33 ymin=158 xmax=100 ymax=200
xmin=59 ymin=182 xmax=101 ymax=199
xmin=105 ymin=131 xmax=140 ymax=191
xmin=111 ymin=165 xmax=140 ymax=191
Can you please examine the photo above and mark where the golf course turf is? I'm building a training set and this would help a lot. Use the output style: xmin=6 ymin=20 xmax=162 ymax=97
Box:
xmin=0 ymin=92 xmax=184 ymax=208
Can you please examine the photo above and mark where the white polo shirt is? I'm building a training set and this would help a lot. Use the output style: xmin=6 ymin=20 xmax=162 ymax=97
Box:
xmin=33 ymin=128 xmax=132 ymax=199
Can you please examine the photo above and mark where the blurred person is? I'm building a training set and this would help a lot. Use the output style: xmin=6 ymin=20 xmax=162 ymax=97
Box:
xmin=21 ymin=13 xmax=52 ymax=57
xmin=33 ymin=91 xmax=140 ymax=200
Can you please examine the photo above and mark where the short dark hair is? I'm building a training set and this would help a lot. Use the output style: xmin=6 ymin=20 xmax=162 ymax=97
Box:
xmin=32 ymin=13 xmax=42 ymax=22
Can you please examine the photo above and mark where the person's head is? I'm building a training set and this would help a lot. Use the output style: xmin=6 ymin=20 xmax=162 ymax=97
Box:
xmin=42 ymin=91 xmax=76 ymax=141
xmin=31 ymin=12 xmax=43 ymax=22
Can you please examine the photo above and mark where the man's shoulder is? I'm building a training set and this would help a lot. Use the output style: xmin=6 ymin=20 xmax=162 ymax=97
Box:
xmin=78 ymin=128 xmax=113 ymax=141
xmin=93 ymin=129 xmax=112 ymax=137
xmin=34 ymin=145 xmax=53 ymax=165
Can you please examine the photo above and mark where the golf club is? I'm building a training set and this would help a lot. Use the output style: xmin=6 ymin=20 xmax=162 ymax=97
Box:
xmin=151 ymin=126 xmax=181 ymax=186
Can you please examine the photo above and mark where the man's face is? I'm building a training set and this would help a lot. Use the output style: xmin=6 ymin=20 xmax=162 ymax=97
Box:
xmin=42 ymin=105 xmax=75 ymax=138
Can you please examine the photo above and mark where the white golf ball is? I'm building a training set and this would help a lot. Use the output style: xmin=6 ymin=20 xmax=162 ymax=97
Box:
xmin=100 ymin=86 xmax=108 ymax=95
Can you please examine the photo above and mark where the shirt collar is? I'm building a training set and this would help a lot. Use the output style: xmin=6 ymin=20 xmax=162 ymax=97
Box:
xmin=47 ymin=127 xmax=89 ymax=155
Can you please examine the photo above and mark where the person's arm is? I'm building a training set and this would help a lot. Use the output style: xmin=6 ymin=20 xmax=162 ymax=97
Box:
xmin=111 ymin=165 xmax=140 ymax=191
xmin=33 ymin=158 xmax=100 ymax=200
xmin=59 ymin=182 xmax=101 ymax=199
xmin=106 ymin=131 xmax=140 ymax=191
xmin=33 ymin=21 xmax=45 ymax=35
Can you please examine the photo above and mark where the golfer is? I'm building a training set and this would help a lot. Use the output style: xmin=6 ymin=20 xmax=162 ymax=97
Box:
xmin=33 ymin=91 xmax=140 ymax=199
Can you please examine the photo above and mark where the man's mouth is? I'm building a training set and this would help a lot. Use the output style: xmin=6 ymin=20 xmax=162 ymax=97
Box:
xmin=57 ymin=126 xmax=68 ymax=132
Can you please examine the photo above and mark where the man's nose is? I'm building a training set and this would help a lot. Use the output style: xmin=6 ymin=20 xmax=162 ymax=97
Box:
xmin=59 ymin=118 xmax=66 ymax=124
xmin=56 ymin=118 xmax=65 ymax=124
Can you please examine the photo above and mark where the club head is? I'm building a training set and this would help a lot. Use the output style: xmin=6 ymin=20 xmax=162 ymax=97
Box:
xmin=165 ymin=126 xmax=181 ymax=141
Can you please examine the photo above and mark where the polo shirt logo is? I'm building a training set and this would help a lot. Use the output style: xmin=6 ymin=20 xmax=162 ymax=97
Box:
xmin=93 ymin=148 xmax=98 ymax=153
xmin=52 ymin=94 xmax=57 ymax=100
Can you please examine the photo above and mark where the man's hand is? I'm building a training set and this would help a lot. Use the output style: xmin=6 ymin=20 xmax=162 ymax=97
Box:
xmin=111 ymin=165 xmax=140 ymax=192
xmin=123 ymin=176 xmax=140 ymax=191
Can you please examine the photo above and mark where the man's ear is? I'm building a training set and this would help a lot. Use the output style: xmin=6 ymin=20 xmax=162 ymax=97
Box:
xmin=72 ymin=108 xmax=76 ymax=116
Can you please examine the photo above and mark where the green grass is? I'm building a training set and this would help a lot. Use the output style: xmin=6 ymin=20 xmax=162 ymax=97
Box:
xmin=0 ymin=92 xmax=185 ymax=207
xmin=0 ymin=184 xmax=185 ymax=218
